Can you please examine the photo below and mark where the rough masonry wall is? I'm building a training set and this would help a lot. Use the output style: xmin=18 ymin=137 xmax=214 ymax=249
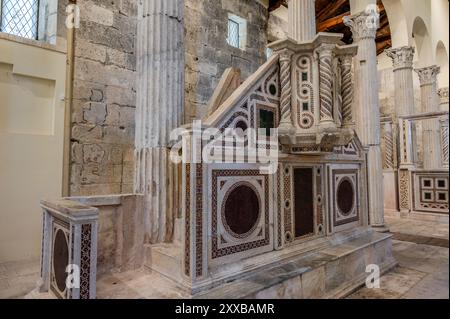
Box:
xmin=185 ymin=0 xmax=269 ymax=121
xmin=70 ymin=0 xmax=137 ymax=196
xmin=67 ymin=0 xmax=269 ymax=195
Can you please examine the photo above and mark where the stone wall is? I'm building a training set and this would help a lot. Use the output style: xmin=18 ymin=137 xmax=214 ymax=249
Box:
xmin=185 ymin=0 xmax=269 ymax=121
xmin=70 ymin=0 xmax=137 ymax=196
xmin=67 ymin=0 xmax=269 ymax=195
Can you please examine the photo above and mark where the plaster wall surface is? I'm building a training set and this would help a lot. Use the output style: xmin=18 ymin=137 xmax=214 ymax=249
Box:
xmin=0 ymin=37 xmax=66 ymax=263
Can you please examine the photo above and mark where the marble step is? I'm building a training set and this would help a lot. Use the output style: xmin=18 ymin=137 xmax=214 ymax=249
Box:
xmin=144 ymin=243 xmax=183 ymax=284
xmin=24 ymin=287 xmax=57 ymax=299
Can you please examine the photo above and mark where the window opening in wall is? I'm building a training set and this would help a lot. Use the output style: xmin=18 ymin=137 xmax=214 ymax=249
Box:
xmin=0 ymin=0 xmax=39 ymax=40
xmin=227 ymin=13 xmax=247 ymax=50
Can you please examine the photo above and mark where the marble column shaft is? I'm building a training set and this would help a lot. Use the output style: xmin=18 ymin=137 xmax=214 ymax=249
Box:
xmin=415 ymin=66 xmax=442 ymax=169
xmin=135 ymin=0 xmax=184 ymax=244
xmin=288 ymin=0 xmax=316 ymax=42
xmin=344 ymin=11 xmax=385 ymax=229
xmin=386 ymin=46 xmax=416 ymax=117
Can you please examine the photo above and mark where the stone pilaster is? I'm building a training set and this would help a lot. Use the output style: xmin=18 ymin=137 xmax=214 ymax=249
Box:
xmin=344 ymin=11 xmax=386 ymax=231
xmin=385 ymin=46 xmax=416 ymax=117
xmin=135 ymin=0 xmax=184 ymax=244
xmin=287 ymin=0 xmax=316 ymax=42
xmin=415 ymin=66 xmax=442 ymax=169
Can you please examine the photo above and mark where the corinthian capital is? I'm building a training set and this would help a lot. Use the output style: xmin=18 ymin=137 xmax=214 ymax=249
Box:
xmin=343 ymin=10 xmax=379 ymax=41
xmin=415 ymin=65 xmax=441 ymax=86
xmin=438 ymin=87 xmax=449 ymax=104
xmin=385 ymin=46 xmax=415 ymax=70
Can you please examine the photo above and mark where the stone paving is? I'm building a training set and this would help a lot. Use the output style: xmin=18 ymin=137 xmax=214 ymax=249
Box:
xmin=347 ymin=240 xmax=449 ymax=299
xmin=0 ymin=216 xmax=448 ymax=299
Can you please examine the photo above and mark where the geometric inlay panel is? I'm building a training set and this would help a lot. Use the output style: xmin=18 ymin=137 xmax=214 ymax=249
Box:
xmin=413 ymin=172 xmax=449 ymax=214
xmin=332 ymin=169 xmax=359 ymax=227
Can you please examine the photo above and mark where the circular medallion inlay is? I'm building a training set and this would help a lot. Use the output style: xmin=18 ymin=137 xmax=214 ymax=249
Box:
xmin=53 ymin=229 xmax=69 ymax=292
xmin=235 ymin=120 xmax=248 ymax=132
xmin=223 ymin=184 xmax=260 ymax=237
xmin=299 ymin=113 xmax=314 ymax=129
xmin=337 ymin=179 xmax=355 ymax=216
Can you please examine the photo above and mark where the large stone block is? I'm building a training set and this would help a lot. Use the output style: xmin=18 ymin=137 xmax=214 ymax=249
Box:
xmin=83 ymin=102 xmax=107 ymax=125
xmin=72 ymin=124 xmax=103 ymax=143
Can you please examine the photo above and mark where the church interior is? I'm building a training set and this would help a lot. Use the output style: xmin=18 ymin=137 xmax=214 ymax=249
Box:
xmin=0 ymin=0 xmax=448 ymax=299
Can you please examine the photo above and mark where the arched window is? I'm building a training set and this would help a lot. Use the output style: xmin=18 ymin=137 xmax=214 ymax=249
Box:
xmin=436 ymin=41 xmax=449 ymax=88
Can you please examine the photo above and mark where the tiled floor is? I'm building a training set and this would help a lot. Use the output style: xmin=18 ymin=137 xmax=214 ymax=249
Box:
xmin=1 ymin=216 xmax=448 ymax=299
xmin=347 ymin=240 xmax=449 ymax=299
xmin=386 ymin=216 xmax=449 ymax=240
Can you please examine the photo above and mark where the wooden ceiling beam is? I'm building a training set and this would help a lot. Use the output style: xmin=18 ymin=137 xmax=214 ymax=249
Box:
xmin=377 ymin=39 xmax=392 ymax=55
xmin=268 ymin=0 xmax=287 ymax=12
xmin=317 ymin=0 xmax=348 ymax=23
xmin=377 ymin=25 xmax=391 ymax=39
xmin=317 ymin=12 xmax=350 ymax=32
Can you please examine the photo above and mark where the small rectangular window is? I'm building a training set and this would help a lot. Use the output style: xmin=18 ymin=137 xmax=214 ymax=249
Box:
xmin=227 ymin=14 xmax=247 ymax=50
xmin=0 ymin=0 xmax=39 ymax=40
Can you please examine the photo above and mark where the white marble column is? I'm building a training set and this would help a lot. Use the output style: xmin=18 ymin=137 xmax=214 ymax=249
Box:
xmin=344 ymin=11 xmax=386 ymax=231
xmin=385 ymin=46 xmax=416 ymax=117
xmin=415 ymin=66 xmax=442 ymax=169
xmin=135 ymin=0 xmax=184 ymax=244
xmin=287 ymin=0 xmax=316 ymax=42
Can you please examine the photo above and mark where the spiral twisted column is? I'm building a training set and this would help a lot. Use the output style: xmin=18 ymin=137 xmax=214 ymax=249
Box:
xmin=279 ymin=50 xmax=294 ymax=129
xmin=317 ymin=44 xmax=335 ymax=124
xmin=340 ymin=55 xmax=354 ymax=126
